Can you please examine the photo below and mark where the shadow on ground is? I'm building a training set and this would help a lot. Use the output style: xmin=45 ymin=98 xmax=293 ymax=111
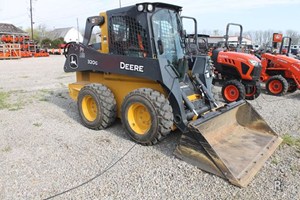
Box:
xmin=49 ymin=88 xmax=81 ymax=123
xmin=260 ymin=87 xmax=300 ymax=100
xmin=285 ymin=91 xmax=300 ymax=100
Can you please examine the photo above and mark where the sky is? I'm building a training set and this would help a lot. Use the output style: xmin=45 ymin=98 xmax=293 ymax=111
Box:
xmin=1 ymin=0 xmax=300 ymax=34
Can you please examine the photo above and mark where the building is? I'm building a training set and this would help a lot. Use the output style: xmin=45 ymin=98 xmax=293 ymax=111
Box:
xmin=0 ymin=23 xmax=28 ymax=37
xmin=47 ymin=27 xmax=83 ymax=43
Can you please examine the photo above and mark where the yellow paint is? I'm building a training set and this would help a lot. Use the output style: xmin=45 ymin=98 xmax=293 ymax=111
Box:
xmin=69 ymin=72 xmax=166 ymax=118
xmin=81 ymin=95 xmax=98 ymax=121
xmin=187 ymin=94 xmax=200 ymax=101
xmin=69 ymin=82 xmax=85 ymax=100
xmin=187 ymin=94 xmax=200 ymax=121
xmin=127 ymin=103 xmax=151 ymax=134
xmin=192 ymin=115 xmax=198 ymax=121
xmin=99 ymin=12 xmax=109 ymax=53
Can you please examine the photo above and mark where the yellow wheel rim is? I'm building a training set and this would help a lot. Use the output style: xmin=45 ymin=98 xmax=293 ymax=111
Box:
xmin=127 ymin=103 xmax=151 ymax=135
xmin=81 ymin=95 xmax=98 ymax=122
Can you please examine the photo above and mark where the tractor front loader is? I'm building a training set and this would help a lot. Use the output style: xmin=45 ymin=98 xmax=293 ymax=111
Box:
xmin=260 ymin=36 xmax=300 ymax=95
xmin=63 ymin=3 xmax=282 ymax=187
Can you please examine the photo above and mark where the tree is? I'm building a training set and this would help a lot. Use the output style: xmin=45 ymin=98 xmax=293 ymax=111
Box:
xmin=41 ymin=38 xmax=52 ymax=48
xmin=37 ymin=24 xmax=47 ymax=40
xmin=51 ymin=37 xmax=65 ymax=48
xmin=244 ymin=30 xmax=280 ymax=48
xmin=262 ymin=30 xmax=274 ymax=47
xmin=285 ymin=30 xmax=300 ymax=45
xmin=25 ymin=28 xmax=41 ymax=41
xmin=24 ymin=24 xmax=48 ymax=44
xmin=212 ymin=29 xmax=221 ymax=36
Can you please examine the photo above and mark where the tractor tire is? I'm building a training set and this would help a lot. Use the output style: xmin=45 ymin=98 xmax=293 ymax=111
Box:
xmin=77 ymin=83 xmax=117 ymax=130
xmin=287 ymin=80 xmax=298 ymax=93
xmin=266 ymin=75 xmax=288 ymax=96
xmin=221 ymin=80 xmax=246 ymax=103
xmin=288 ymin=85 xmax=298 ymax=93
xmin=121 ymin=88 xmax=173 ymax=146
xmin=245 ymin=83 xmax=261 ymax=100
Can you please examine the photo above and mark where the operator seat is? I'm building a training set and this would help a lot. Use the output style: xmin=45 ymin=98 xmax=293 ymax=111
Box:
xmin=211 ymin=48 xmax=223 ymax=71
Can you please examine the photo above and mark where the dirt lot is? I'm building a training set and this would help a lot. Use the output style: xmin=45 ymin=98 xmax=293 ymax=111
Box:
xmin=0 ymin=56 xmax=299 ymax=200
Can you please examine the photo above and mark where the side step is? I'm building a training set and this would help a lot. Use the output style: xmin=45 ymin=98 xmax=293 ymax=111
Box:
xmin=174 ymin=101 xmax=282 ymax=187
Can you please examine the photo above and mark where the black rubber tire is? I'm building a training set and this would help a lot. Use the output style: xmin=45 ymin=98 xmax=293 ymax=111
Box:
xmin=77 ymin=83 xmax=117 ymax=130
xmin=221 ymin=80 xmax=246 ymax=103
xmin=245 ymin=82 xmax=261 ymax=100
xmin=288 ymin=85 xmax=298 ymax=93
xmin=266 ymin=75 xmax=288 ymax=96
xmin=121 ymin=88 xmax=173 ymax=146
xmin=287 ymin=80 xmax=298 ymax=93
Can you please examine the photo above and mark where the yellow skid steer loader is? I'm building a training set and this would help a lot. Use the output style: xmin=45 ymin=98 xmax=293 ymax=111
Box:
xmin=63 ymin=2 xmax=282 ymax=187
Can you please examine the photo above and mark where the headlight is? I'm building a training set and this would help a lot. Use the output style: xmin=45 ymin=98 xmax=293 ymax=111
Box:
xmin=137 ymin=4 xmax=144 ymax=12
xmin=147 ymin=4 xmax=154 ymax=12
xmin=249 ymin=59 xmax=259 ymax=66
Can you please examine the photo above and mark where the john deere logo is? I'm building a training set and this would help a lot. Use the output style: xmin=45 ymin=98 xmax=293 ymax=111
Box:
xmin=69 ymin=54 xmax=78 ymax=69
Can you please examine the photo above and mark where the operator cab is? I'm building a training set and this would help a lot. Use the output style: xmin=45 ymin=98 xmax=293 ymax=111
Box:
xmin=102 ymin=3 xmax=188 ymax=79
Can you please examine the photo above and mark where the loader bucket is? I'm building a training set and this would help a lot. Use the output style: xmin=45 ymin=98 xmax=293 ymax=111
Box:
xmin=174 ymin=101 xmax=282 ymax=187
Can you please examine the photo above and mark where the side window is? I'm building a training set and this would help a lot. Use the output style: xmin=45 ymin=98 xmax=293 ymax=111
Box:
xmin=111 ymin=18 xmax=129 ymax=42
xmin=109 ymin=16 xmax=149 ymax=57
xmin=152 ymin=17 xmax=176 ymax=54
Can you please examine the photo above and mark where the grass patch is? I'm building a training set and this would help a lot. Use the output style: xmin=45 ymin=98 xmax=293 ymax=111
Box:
xmin=7 ymin=89 xmax=26 ymax=94
xmin=271 ymin=156 xmax=280 ymax=165
xmin=290 ymin=164 xmax=300 ymax=175
xmin=56 ymin=92 xmax=67 ymax=99
xmin=39 ymin=89 xmax=51 ymax=93
xmin=2 ymin=146 xmax=12 ymax=152
xmin=8 ymin=103 xmax=24 ymax=111
xmin=282 ymin=134 xmax=300 ymax=150
xmin=55 ymin=76 xmax=69 ymax=80
xmin=0 ymin=90 xmax=28 ymax=111
xmin=39 ymin=97 xmax=49 ymax=102
xmin=33 ymin=122 xmax=42 ymax=127
xmin=36 ymin=89 xmax=53 ymax=102
xmin=0 ymin=91 xmax=10 ymax=109
xmin=0 ymin=91 xmax=25 ymax=111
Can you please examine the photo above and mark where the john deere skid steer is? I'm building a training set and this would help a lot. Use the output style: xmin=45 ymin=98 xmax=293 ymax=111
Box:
xmin=63 ymin=2 xmax=282 ymax=187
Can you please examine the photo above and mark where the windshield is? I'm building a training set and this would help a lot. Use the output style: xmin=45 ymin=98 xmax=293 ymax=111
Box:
xmin=152 ymin=9 xmax=186 ymax=78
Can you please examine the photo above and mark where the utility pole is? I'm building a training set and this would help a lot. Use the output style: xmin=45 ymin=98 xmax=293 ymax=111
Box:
xmin=30 ymin=0 xmax=34 ymax=40
xmin=119 ymin=0 xmax=121 ymax=8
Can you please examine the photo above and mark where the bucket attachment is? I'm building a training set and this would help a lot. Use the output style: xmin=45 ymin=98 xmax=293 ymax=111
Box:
xmin=174 ymin=101 xmax=282 ymax=187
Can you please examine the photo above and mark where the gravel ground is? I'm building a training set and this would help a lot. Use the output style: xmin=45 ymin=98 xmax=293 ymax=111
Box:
xmin=0 ymin=56 xmax=299 ymax=200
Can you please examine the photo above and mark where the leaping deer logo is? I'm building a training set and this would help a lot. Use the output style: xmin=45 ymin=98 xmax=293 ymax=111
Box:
xmin=69 ymin=54 xmax=78 ymax=69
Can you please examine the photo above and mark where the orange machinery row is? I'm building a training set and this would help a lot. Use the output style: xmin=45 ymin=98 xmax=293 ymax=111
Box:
xmin=0 ymin=34 xmax=49 ymax=59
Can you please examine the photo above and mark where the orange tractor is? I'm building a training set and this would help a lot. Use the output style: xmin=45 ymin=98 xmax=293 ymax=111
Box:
xmin=260 ymin=36 xmax=300 ymax=95
xmin=211 ymin=23 xmax=261 ymax=102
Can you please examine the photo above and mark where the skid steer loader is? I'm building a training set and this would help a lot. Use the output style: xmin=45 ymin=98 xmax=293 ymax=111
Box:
xmin=63 ymin=3 xmax=282 ymax=187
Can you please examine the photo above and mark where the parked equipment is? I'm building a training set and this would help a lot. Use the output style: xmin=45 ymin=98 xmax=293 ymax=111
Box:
xmin=0 ymin=32 xmax=49 ymax=58
xmin=34 ymin=49 xmax=49 ymax=57
xmin=185 ymin=33 xmax=210 ymax=56
xmin=63 ymin=3 xmax=281 ymax=187
xmin=211 ymin=23 xmax=261 ymax=102
xmin=0 ymin=43 xmax=21 ymax=59
xmin=260 ymin=36 xmax=300 ymax=95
